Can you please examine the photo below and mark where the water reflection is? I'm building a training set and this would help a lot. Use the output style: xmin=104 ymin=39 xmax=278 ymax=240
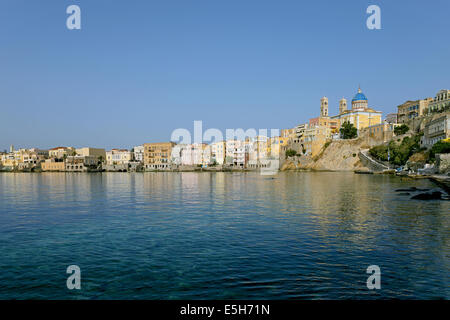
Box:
xmin=0 ymin=172 xmax=448 ymax=299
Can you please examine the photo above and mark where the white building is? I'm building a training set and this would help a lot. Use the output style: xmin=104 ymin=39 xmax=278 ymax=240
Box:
xmin=226 ymin=140 xmax=246 ymax=167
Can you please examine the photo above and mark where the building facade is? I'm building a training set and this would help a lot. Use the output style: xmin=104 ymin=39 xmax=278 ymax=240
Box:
xmin=226 ymin=140 xmax=246 ymax=167
xmin=428 ymin=89 xmax=450 ymax=113
xmin=143 ymin=142 xmax=175 ymax=170
xmin=397 ymin=98 xmax=433 ymax=123
xmin=211 ymin=141 xmax=226 ymax=165
xmin=41 ymin=159 xmax=65 ymax=171
xmin=133 ymin=145 xmax=144 ymax=163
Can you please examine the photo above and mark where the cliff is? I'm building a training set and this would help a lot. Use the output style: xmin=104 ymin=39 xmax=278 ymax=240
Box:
xmin=281 ymin=134 xmax=381 ymax=172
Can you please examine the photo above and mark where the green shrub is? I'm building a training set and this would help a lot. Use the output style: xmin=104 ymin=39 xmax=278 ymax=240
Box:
xmin=394 ymin=124 xmax=409 ymax=135
xmin=285 ymin=149 xmax=297 ymax=157
xmin=369 ymin=134 xmax=422 ymax=166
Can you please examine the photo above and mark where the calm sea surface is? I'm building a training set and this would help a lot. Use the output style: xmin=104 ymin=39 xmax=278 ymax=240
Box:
xmin=0 ymin=172 xmax=448 ymax=299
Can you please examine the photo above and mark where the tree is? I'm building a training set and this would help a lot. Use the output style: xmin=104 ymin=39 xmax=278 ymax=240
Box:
xmin=285 ymin=149 xmax=297 ymax=157
xmin=340 ymin=121 xmax=357 ymax=139
xmin=394 ymin=124 xmax=409 ymax=136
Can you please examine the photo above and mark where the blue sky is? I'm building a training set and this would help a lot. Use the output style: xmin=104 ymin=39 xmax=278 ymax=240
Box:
xmin=1 ymin=0 xmax=449 ymax=150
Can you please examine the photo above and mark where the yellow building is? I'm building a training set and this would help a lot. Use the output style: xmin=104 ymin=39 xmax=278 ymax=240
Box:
xmin=144 ymin=142 xmax=175 ymax=170
xmin=331 ymin=87 xmax=382 ymax=131
xmin=41 ymin=159 xmax=65 ymax=171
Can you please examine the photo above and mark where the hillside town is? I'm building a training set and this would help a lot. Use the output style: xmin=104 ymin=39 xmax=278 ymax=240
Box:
xmin=1 ymin=87 xmax=449 ymax=176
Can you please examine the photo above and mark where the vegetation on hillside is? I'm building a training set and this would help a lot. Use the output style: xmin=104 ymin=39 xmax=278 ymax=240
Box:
xmin=429 ymin=140 xmax=450 ymax=161
xmin=394 ymin=124 xmax=409 ymax=135
xmin=369 ymin=133 xmax=423 ymax=166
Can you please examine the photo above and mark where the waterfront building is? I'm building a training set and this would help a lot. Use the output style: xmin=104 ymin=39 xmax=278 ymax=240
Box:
xmin=143 ymin=142 xmax=175 ymax=170
xmin=226 ymin=140 xmax=246 ymax=168
xmin=210 ymin=141 xmax=226 ymax=165
xmin=247 ymin=136 xmax=270 ymax=168
xmin=421 ymin=114 xmax=450 ymax=148
xmin=49 ymin=147 xmax=75 ymax=159
xmin=330 ymin=87 xmax=382 ymax=131
xmin=41 ymin=159 xmax=65 ymax=172
xmin=397 ymin=98 xmax=433 ymax=123
xmin=428 ymin=89 xmax=450 ymax=113
xmin=202 ymin=144 xmax=212 ymax=166
xmin=65 ymin=155 xmax=99 ymax=172
xmin=180 ymin=143 xmax=207 ymax=166
xmin=106 ymin=149 xmax=133 ymax=165
xmin=133 ymin=145 xmax=144 ymax=163
xmin=75 ymin=147 xmax=106 ymax=161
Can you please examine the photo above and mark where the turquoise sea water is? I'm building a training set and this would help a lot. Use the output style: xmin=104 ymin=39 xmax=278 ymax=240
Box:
xmin=0 ymin=172 xmax=448 ymax=299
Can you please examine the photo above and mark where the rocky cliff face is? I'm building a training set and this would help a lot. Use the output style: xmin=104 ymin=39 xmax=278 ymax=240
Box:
xmin=281 ymin=134 xmax=381 ymax=171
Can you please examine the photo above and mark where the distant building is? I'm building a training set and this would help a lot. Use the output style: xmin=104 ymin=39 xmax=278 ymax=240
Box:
xmin=385 ymin=113 xmax=398 ymax=124
xmin=428 ymin=89 xmax=450 ymax=113
xmin=397 ymin=98 xmax=432 ymax=123
xmin=49 ymin=147 xmax=75 ymax=159
xmin=143 ymin=142 xmax=175 ymax=170
xmin=76 ymin=148 xmax=106 ymax=161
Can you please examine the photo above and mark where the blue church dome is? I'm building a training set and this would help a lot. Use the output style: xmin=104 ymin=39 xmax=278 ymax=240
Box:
xmin=352 ymin=87 xmax=368 ymax=102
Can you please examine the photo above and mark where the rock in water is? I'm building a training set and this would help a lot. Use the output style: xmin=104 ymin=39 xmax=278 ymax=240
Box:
xmin=411 ymin=191 xmax=443 ymax=200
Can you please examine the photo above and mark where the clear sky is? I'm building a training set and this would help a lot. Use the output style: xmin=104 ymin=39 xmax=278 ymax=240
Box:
xmin=1 ymin=0 xmax=449 ymax=151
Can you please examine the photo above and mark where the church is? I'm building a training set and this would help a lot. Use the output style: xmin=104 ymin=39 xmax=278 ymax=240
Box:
xmin=322 ymin=87 xmax=383 ymax=131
